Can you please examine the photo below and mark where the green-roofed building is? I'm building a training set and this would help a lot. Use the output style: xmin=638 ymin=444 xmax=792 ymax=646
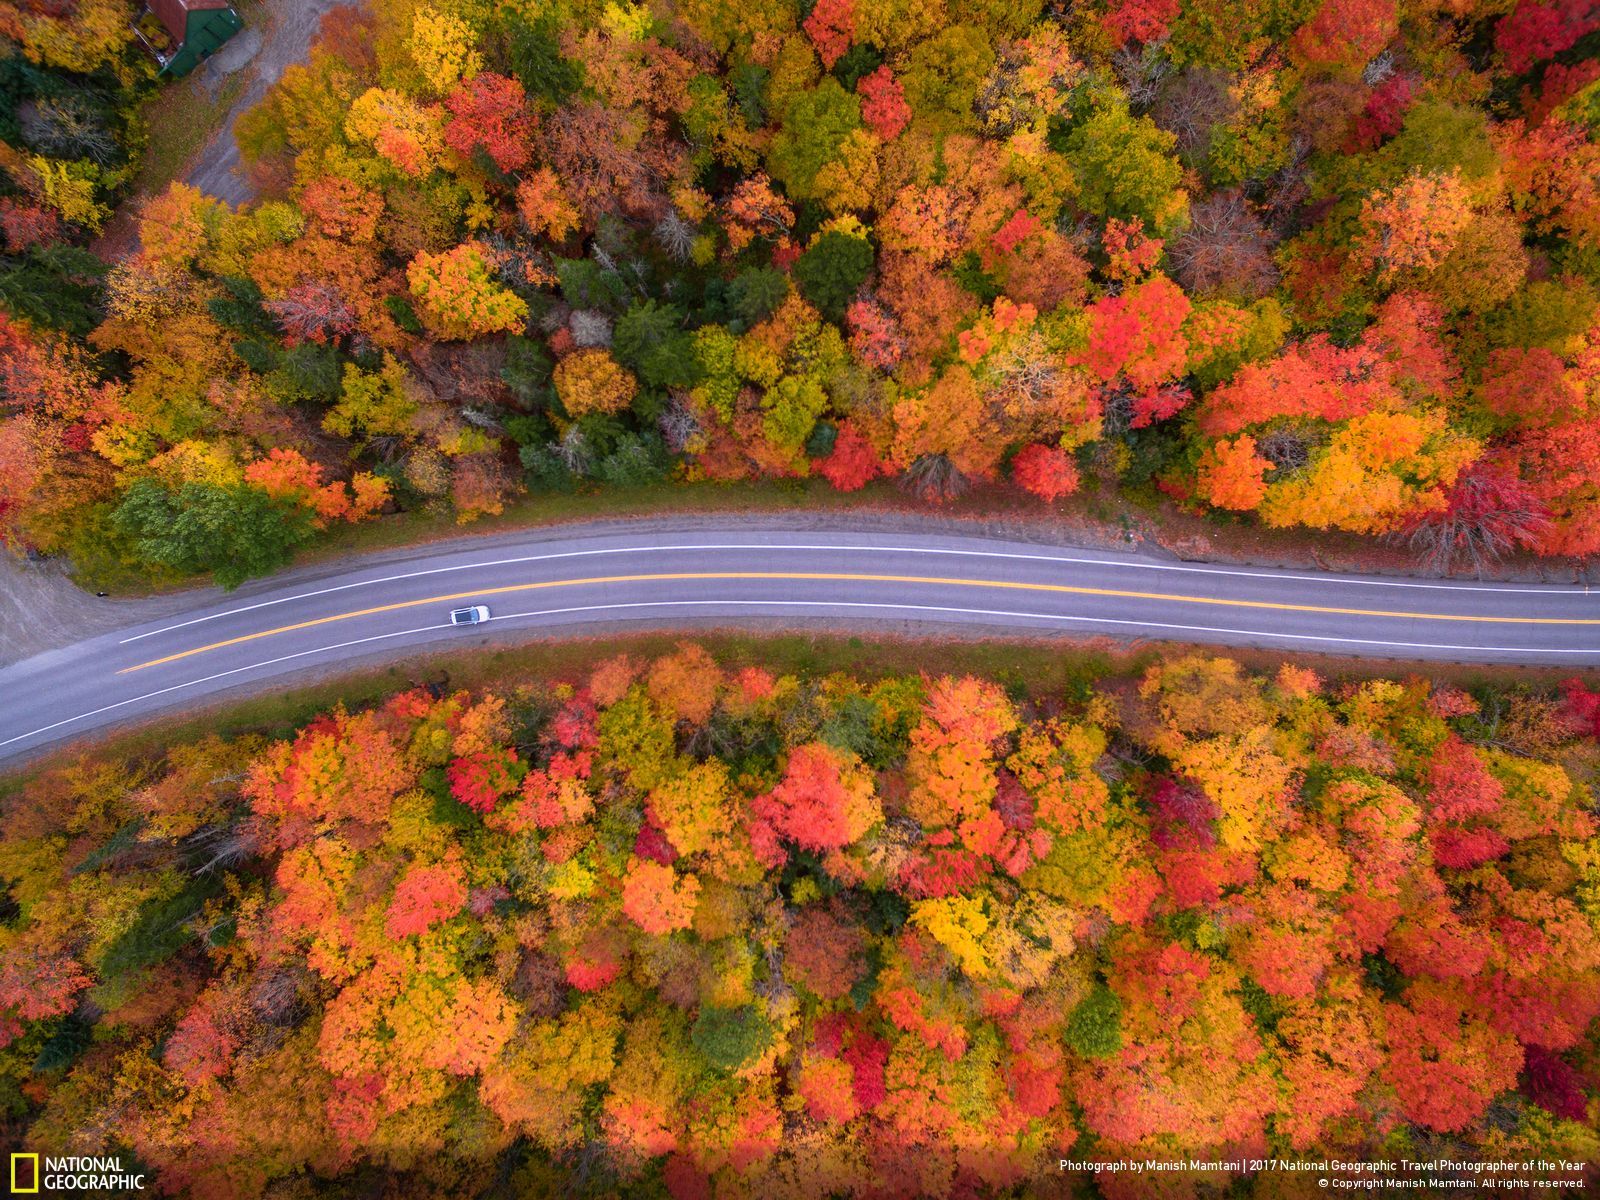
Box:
xmin=132 ymin=0 xmax=243 ymax=78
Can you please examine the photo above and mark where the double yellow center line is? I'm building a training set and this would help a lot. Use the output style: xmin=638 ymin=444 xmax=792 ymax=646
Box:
xmin=118 ymin=571 xmax=1600 ymax=675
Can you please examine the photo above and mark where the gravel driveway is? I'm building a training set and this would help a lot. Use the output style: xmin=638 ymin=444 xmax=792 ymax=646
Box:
xmin=0 ymin=556 xmax=195 ymax=667
xmin=184 ymin=0 xmax=350 ymax=206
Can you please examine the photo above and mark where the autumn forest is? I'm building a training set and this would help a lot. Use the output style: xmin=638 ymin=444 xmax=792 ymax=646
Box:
xmin=3 ymin=0 xmax=1600 ymax=1191
xmin=1 ymin=0 xmax=1599 ymax=584
xmin=2 ymin=646 xmax=1599 ymax=1195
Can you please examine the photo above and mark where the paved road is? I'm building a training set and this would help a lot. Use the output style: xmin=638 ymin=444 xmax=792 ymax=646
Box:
xmin=3 ymin=522 xmax=1598 ymax=766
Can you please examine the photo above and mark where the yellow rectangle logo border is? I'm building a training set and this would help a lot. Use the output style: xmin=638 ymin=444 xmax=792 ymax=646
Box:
xmin=11 ymin=1151 xmax=40 ymax=1193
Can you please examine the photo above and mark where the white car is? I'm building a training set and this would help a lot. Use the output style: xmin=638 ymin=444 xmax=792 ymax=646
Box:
xmin=449 ymin=605 xmax=491 ymax=626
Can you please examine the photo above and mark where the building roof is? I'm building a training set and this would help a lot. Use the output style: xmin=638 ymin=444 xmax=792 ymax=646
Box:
xmin=148 ymin=0 xmax=234 ymax=43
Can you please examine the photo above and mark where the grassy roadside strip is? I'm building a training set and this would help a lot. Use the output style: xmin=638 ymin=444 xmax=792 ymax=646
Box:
xmin=306 ymin=477 xmax=893 ymax=562
xmin=76 ymin=478 xmax=880 ymax=595
xmin=77 ymin=469 xmax=1594 ymax=599
xmin=5 ymin=627 xmax=1591 ymax=796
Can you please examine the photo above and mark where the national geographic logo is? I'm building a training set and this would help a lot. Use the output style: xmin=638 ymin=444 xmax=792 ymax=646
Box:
xmin=9 ymin=1154 xmax=146 ymax=1192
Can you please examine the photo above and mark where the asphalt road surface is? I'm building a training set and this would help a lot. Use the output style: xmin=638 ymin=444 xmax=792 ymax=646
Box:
xmin=3 ymin=523 xmax=1598 ymax=766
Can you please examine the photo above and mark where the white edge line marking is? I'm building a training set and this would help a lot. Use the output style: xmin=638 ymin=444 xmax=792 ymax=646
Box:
xmin=118 ymin=541 xmax=1597 ymax=644
xmin=9 ymin=601 xmax=1597 ymax=756
xmin=1 ymin=624 xmax=449 ymax=750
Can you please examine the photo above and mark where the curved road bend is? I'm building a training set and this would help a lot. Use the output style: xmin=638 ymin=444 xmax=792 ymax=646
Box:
xmin=2 ymin=524 xmax=1598 ymax=765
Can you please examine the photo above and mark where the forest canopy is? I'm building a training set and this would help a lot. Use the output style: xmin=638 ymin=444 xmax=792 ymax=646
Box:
xmin=2 ymin=645 xmax=1599 ymax=1195
xmin=1 ymin=0 xmax=1600 ymax=584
